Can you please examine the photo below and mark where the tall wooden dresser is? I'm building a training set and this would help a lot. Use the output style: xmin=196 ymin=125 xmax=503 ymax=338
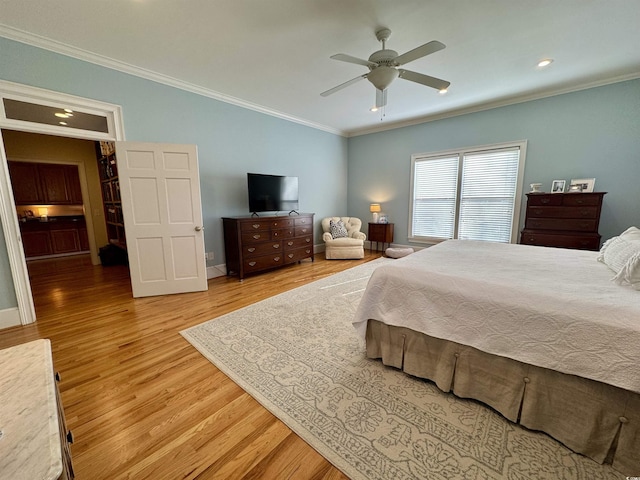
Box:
xmin=223 ymin=213 xmax=314 ymax=279
xmin=520 ymin=192 xmax=606 ymax=250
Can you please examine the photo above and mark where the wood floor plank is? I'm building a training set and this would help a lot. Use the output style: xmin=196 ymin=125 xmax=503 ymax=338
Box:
xmin=0 ymin=251 xmax=381 ymax=479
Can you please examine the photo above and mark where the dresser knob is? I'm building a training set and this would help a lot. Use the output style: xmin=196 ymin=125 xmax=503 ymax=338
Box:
xmin=252 ymin=224 xmax=260 ymax=229
xmin=306 ymin=238 xmax=310 ymax=243
xmin=288 ymin=254 xmax=294 ymax=258
xmin=273 ymin=244 xmax=280 ymax=249
xmin=274 ymin=257 xmax=280 ymax=262
xmin=247 ymin=247 xmax=255 ymax=253
xmin=287 ymin=241 xmax=294 ymax=246
xmin=253 ymin=234 xmax=261 ymax=239
xmin=249 ymin=261 xmax=256 ymax=267
xmin=540 ymin=198 xmax=550 ymax=204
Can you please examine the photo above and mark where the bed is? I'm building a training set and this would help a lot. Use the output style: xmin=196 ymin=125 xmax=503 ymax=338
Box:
xmin=352 ymin=239 xmax=640 ymax=475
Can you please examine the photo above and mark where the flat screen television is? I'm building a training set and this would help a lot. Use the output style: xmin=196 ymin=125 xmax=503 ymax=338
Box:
xmin=247 ymin=173 xmax=299 ymax=214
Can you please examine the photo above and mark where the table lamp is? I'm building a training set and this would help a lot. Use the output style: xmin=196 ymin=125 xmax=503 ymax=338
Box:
xmin=370 ymin=203 xmax=381 ymax=223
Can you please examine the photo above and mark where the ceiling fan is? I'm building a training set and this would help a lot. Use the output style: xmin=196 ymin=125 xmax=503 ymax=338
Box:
xmin=321 ymin=28 xmax=450 ymax=109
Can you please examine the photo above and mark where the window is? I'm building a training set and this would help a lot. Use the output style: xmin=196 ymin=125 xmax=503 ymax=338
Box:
xmin=409 ymin=141 xmax=526 ymax=244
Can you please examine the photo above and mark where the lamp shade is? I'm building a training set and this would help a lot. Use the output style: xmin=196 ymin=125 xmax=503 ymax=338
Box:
xmin=369 ymin=203 xmax=381 ymax=213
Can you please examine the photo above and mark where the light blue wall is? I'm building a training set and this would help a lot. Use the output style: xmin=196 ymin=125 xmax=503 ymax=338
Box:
xmin=347 ymin=79 xmax=640 ymax=245
xmin=0 ymin=37 xmax=348 ymax=310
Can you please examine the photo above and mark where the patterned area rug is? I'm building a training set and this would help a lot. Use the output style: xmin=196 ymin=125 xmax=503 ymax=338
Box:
xmin=181 ymin=259 xmax=624 ymax=480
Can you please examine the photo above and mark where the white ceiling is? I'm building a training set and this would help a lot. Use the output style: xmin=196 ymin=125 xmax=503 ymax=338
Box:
xmin=1 ymin=0 xmax=640 ymax=136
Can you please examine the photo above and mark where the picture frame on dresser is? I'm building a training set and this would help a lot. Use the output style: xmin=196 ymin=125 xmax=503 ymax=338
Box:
xmin=569 ymin=178 xmax=595 ymax=193
xmin=551 ymin=180 xmax=566 ymax=193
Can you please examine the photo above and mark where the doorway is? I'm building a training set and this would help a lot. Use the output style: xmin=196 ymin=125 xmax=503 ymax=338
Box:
xmin=0 ymin=79 xmax=125 ymax=326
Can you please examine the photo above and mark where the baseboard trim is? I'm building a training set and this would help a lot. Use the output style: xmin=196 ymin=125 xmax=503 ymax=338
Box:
xmin=207 ymin=265 xmax=227 ymax=279
xmin=0 ymin=307 xmax=21 ymax=329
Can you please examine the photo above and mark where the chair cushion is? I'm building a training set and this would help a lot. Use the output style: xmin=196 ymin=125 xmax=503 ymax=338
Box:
xmin=330 ymin=219 xmax=348 ymax=239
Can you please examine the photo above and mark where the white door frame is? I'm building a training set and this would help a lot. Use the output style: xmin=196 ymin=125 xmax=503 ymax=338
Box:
xmin=0 ymin=80 xmax=125 ymax=325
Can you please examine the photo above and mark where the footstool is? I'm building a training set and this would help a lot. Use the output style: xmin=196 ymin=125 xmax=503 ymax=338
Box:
xmin=385 ymin=247 xmax=414 ymax=258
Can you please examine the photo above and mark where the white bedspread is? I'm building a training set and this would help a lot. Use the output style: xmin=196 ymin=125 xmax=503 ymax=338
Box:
xmin=353 ymin=240 xmax=640 ymax=393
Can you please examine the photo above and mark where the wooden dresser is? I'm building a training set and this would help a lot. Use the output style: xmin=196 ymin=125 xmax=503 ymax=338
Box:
xmin=223 ymin=213 xmax=314 ymax=279
xmin=520 ymin=192 xmax=606 ymax=250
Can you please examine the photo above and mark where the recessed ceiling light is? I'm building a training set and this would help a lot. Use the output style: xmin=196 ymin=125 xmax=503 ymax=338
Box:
xmin=370 ymin=106 xmax=379 ymax=112
xmin=59 ymin=121 xmax=67 ymax=125
xmin=55 ymin=112 xmax=69 ymax=118
xmin=537 ymin=59 xmax=553 ymax=68
xmin=64 ymin=109 xmax=73 ymax=113
xmin=439 ymin=88 xmax=448 ymax=95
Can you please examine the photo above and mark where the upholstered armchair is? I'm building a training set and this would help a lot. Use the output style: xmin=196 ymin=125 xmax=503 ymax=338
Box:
xmin=321 ymin=217 xmax=366 ymax=259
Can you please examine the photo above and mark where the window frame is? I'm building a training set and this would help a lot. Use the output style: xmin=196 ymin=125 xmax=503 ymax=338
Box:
xmin=408 ymin=140 xmax=527 ymax=245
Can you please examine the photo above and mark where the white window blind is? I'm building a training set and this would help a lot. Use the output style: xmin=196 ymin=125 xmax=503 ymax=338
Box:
xmin=412 ymin=155 xmax=459 ymax=239
xmin=410 ymin=143 xmax=524 ymax=243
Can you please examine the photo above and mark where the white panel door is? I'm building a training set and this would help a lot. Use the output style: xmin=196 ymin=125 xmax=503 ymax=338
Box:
xmin=116 ymin=142 xmax=207 ymax=297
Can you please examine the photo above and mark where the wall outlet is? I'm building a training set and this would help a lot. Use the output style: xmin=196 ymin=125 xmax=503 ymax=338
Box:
xmin=206 ymin=252 xmax=214 ymax=261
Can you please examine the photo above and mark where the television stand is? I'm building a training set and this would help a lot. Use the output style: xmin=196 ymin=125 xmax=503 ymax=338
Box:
xmin=222 ymin=213 xmax=315 ymax=280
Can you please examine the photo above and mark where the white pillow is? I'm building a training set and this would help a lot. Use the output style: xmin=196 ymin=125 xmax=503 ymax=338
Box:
xmin=620 ymin=226 xmax=640 ymax=242
xmin=597 ymin=235 xmax=640 ymax=289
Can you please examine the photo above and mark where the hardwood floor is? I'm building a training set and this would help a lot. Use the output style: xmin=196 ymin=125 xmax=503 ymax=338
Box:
xmin=0 ymin=251 xmax=383 ymax=479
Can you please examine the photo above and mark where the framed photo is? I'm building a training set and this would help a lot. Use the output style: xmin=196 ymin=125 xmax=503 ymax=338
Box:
xmin=378 ymin=214 xmax=389 ymax=224
xmin=569 ymin=178 xmax=596 ymax=193
xmin=551 ymin=180 xmax=566 ymax=193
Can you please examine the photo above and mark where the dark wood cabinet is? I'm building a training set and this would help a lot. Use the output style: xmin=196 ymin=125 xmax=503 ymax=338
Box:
xmin=8 ymin=161 xmax=83 ymax=205
xmin=51 ymin=228 xmax=81 ymax=254
xmin=368 ymin=222 xmax=394 ymax=251
xmin=223 ymin=213 xmax=314 ymax=279
xmin=21 ymin=230 xmax=53 ymax=257
xmin=20 ymin=218 xmax=88 ymax=258
xmin=520 ymin=192 xmax=606 ymax=250
xmin=8 ymin=162 xmax=43 ymax=204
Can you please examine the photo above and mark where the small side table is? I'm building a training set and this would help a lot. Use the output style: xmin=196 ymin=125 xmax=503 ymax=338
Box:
xmin=368 ymin=222 xmax=394 ymax=252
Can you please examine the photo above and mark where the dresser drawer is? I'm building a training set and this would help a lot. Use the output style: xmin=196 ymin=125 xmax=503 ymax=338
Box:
xmin=244 ymin=241 xmax=282 ymax=258
xmin=243 ymin=254 xmax=283 ymax=272
xmin=283 ymin=246 xmax=313 ymax=264
xmin=272 ymin=228 xmax=295 ymax=240
xmin=284 ymin=235 xmax=312 ymax=249
xmin=525 ymin=218 xmax=597 ymax=232
xmin=270 ymin=218 xmax=294 ymax=229
xmin=294 ymin=216 xmax=313 ymax=226
xmin=527 ymin=206 xmax=599 ymax=219
xmin=241 ymin=231 xmax=271 ymax=243
xmin=240 ymin=220 xmax=271 ymax=232
xmin=527 ymin=194 xmax=563 ymax=207
xmin=295 ymin=225 xmax=312 ymax=236
xmin=562 ymin=194 xmax=602 ymax=206
xmin=520 ymin=231 xmax=600 ymax=250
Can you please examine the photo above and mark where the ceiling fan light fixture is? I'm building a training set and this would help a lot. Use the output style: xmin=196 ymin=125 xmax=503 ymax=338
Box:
xmin=537 ymin=59 xmax=553 ymax=68
xmin=366 ymin=66 xmax=399 ymax=91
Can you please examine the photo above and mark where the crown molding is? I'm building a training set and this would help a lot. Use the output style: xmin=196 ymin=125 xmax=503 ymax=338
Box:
xmin=347 ymin=72 xmax=640 ymax=137
xmin=0 ymin=25 xmax=347 ymax=137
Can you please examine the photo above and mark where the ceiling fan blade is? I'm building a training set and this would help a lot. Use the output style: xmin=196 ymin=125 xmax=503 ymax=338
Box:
xmin=375 ymin=89 xmax=387 ymax=108
xmin=320 ymin=74 xmax=367 ymax=97
xmin=398 ymin=69 xmax=450 ymax=91
xmin=394 ymin=40 xmax=446 ymax=66
xmin=330 ymin=53 xmax=378 ymax=68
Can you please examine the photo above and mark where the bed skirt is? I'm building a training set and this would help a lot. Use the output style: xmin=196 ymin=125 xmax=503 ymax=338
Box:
xmin=366 ymin=319 xmax=640 ymax=475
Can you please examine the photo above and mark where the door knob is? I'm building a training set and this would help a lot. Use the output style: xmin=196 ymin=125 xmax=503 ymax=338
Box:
xmin=195 ymin=226 xmax=204 ymax=232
